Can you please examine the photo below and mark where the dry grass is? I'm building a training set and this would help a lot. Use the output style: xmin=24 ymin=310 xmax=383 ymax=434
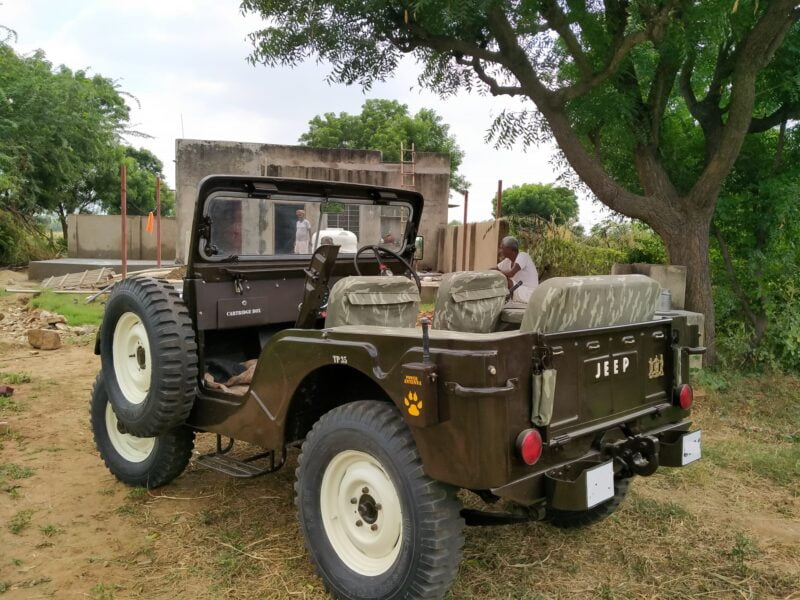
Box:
xmin=95 ymin=372 xmax=800 ymax=599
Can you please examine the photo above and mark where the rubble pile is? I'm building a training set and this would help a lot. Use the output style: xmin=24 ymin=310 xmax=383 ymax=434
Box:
xmin=0 ymin=303 xmax=93 ymax=348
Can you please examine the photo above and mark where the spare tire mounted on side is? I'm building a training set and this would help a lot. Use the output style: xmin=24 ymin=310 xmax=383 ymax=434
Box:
xmin=100 ymin=277 xmax=198 ymax=437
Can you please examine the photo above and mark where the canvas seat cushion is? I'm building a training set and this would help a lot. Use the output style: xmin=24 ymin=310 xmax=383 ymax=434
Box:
xmin=500 ymin=301 xmax=527 ymax=324
xmin=432 ymin=271 xmax=508 ymax=333
xmin=519 ymin=275 xmax=660 ymax=334
xmin=325 ymin=276 xmax=420 ymax=328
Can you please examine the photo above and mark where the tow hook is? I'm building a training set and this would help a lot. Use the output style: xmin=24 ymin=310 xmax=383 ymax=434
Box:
xmin=607 ymin=434 xmax=660 ymax=477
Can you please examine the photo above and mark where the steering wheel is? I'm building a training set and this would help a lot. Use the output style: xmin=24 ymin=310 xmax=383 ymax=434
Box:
xmin=353 ymin=245 xmax=421 ymax=292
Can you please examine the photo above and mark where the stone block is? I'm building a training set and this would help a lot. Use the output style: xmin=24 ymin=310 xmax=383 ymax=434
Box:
xmin=27 ymin=328 xmax=62 ymax=350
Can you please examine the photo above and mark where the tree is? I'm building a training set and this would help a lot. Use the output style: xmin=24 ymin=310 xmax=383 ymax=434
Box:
xmin=711 ymin=121 xmax=800 ymax=368
xmin=588 ymin=219 xmax=667 ymax=265
xmin=241 ymin=0 xmax=800 ymax=363
xmin=495 ymin=183 xmax=578 ymax=223
xmin=0 ymin=43 xmax=131 ymax=238
xmin=96 ymin=146 xmax=176 ymax=217
xmin=299 ymin=99 xmax=467 ymax=189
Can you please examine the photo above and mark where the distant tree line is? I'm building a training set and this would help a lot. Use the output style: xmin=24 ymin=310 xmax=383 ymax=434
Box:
xmin=0 ymin=38 xmax=174 ymax=258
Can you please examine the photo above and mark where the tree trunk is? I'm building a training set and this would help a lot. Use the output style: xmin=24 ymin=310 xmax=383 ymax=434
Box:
xmin=57 ymin=204 xmax=69 ymax=242
xmin=662 ymin=214 xmax=716 ymax=365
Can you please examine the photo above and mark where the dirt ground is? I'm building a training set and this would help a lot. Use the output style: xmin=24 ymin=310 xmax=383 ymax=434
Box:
xmin=0 ymin=277 xmax=798 ymax=599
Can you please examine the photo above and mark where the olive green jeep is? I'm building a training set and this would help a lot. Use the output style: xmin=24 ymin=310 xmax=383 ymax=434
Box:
xmin=92 ymin=175 xmax=704 ymax=600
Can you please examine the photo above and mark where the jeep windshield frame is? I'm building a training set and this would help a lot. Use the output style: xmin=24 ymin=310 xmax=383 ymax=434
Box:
xmin=189 ymin=176 xmax=423 ymax=266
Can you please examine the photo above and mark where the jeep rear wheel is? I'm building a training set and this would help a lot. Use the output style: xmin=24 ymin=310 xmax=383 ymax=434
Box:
xmin=546 ymin=476 xmax=631 ymax=529
xmin=100 ymin=277 xmax=198 ymax=437
xmin=90 ymin=372 xmax=195 ymax=488
xmin=296 ymin=401 xmax=464 ymax=600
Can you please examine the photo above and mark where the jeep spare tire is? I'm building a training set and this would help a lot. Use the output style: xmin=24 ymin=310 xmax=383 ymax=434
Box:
xmin=100 ymin=277 xmax=198 ymax=437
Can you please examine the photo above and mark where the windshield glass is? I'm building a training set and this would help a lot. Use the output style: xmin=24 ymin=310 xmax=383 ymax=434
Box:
xmin=204 ymin=194 xmax=411 ymax=259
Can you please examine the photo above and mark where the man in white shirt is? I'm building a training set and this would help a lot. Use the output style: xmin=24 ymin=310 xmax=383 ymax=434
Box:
xmin=492 ymin=236 xmax=539 ymax=302
xmin=294 ymin=209 xmax=312 ymax=254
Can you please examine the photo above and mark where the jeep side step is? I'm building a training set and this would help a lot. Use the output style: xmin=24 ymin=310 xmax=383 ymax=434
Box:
xmin=194 ymin=435 xmax=286 ymax=478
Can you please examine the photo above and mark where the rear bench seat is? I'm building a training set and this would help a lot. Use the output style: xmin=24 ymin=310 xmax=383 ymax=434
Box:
xmin=518 ymin=274 xmax=661 ymax=333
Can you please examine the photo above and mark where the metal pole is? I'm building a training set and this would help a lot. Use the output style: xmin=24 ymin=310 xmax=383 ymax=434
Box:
xmin=496 ymin=179 xmax=503 ymax=218
xmin=155 ymin=177 xmax=162 ymax=268
xmin=461 ymin=190 xmax=469 ymax=268
xmin=121 ymin=164 xmax=127 ymax=279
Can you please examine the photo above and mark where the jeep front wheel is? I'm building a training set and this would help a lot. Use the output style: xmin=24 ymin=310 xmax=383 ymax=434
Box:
xmin=296 ymin=401 xmax=464 ymax=600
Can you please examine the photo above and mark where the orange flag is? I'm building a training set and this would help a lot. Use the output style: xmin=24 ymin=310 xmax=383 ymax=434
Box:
xmin=146 ymin=211 xmax=154 ymax=233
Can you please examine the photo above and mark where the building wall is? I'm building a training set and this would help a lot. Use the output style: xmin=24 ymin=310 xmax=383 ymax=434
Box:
xmin=437 ymin=220 xmax=508 ymax=272
xmin=174 ymin=139 xmax=451 ymax=268
xmin=66 ymin=214 xmax=176 ymax=260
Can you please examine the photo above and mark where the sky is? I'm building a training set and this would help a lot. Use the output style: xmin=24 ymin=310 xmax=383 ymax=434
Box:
xmin=1 ymin=0 xmax=609 ymax=227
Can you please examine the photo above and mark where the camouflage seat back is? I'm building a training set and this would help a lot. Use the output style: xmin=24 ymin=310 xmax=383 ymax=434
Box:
xmin=432 ymin=271 xmax=508 ymax=333
xmin=519 ymin=275 xmax=660 ymax=334
xmin=325 ymin=276 xmax=420 ymax=328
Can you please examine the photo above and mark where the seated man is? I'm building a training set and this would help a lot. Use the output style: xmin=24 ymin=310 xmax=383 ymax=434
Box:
xmin=492 ymin=236 xmax=539 ymax=302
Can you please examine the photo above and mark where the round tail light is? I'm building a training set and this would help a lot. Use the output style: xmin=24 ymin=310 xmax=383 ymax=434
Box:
xmin=516 ymin=429 xmax=543 ymax=466
xmin=676 ymin=384 xmax=694 ymax=410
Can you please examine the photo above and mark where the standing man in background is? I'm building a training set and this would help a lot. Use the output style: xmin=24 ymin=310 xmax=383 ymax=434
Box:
xmin=294 ymin=209 xmax=312 ymax=254
xmin=492 ymin=236 xmax=539 ymax=302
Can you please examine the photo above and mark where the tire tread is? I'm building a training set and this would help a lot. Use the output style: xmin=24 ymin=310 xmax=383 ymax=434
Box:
xmin=296 ymin=401 xmax=464 ymax=600
xmin=100 ymin=277 xmax=198 ymax=437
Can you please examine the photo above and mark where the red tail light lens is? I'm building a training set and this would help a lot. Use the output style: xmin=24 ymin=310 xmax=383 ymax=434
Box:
xmin=676 ymin=384 xmax=694 ymax=410
xmin=516 ymin=429 xmax=543 ymax=465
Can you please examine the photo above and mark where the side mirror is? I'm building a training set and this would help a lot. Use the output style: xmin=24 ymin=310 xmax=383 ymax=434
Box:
xmin=414 ymin=236 xmax=424 ymax=261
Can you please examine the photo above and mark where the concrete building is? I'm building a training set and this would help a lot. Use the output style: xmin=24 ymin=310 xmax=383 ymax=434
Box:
xmin=174 ymin=139 xmax=452 ymax=268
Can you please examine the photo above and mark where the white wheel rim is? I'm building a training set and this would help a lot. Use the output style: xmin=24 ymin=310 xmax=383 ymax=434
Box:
xmin=320 ymin=450 xmax=403 ymax=576
xmin=105 ymin=402 xmax=156 ymax=463
xmin=112 ymin=312 xmax=151 ymax=405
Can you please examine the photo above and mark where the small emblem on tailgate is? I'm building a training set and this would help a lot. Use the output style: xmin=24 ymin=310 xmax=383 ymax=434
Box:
xmin=647 ymin=354 xmax=665 ymax=379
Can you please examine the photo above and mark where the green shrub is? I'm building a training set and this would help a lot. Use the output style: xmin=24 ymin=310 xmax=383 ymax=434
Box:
xmin=0 ymin=209 xmax=58 ymax=267
xmin=507 ymin=216 xmax=663 ymax=279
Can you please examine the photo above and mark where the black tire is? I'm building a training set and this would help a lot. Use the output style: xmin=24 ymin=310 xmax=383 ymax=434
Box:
xmin=296 ymin=401 xmax=464 ymax=600
xmin=546 ymin=476 xmax=632 ymax=529
xmin=90 ymin=372 xmax=195 ymax=488
xmin=99 ymin=277 xmax=197 ymax=437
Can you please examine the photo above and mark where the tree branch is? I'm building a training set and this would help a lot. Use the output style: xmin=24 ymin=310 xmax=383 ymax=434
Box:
xmin=539 ymin=0 xmax=593 ymax=77
xmin=749 ymin=102 xmax=800 ymax=133
xmin=555 ymin=0 xmax=677 ymax=104
xmin=397 ymin=21 xmax=504 ymax=64
xmin=454 ymin=54 xmax=523 ymax=96
xmin=690 ymin=0 xmax=800 ymax=207
xmin=678 ymin=52 xmax=704 ymax=121
xmin=646 ymin=49 xmax=681 ymax=147
xmin=484 ymin=7 xmax=653 ymax=221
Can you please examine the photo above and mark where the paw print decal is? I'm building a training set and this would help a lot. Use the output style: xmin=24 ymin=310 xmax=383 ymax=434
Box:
xmin=404 ymin=390 xmax=423 ymax=416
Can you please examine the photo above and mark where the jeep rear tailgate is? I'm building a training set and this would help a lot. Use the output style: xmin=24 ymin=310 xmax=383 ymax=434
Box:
xmin=543 ymin=319 xmax=673 ymax=437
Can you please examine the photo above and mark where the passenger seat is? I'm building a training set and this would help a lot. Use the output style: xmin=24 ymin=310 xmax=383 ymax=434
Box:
xmin=432 ymin=271 xmax=508 ymax=333
xmin=325 ymin=276 xmax=420 ymax=328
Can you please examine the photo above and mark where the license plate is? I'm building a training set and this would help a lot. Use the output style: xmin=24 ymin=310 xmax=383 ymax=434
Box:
xmin=585 ymin=460 xmax=615 ymax=508
xmin=681 ymin=430 xmax=702 ymax=465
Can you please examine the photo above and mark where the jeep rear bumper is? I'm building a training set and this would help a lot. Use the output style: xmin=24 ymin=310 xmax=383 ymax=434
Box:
xmin=491 ymin=422 xmax=701 ymax=509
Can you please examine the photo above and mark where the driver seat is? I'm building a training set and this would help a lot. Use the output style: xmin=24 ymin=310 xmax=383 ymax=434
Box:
xmin=325 ymin=276 xmax=421 ymax=328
